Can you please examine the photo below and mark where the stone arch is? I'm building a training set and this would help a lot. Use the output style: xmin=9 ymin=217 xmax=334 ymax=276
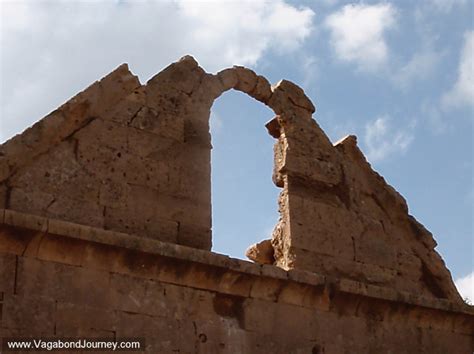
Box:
xmin=164 ymin=57 xmax=342 ymax=267
xmin=142 ymin=55 xmax=333 ymax=251
xmin=206 ymin=64 xmax=315 ymax=264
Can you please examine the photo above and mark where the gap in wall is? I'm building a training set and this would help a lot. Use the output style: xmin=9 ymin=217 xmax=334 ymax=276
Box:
xmin=210 ymin=90 xmax=280 ymax=260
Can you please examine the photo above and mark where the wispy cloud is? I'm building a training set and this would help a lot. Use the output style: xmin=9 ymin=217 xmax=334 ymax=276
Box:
xmin=300 ymin=54 xmax=319 ymax=93
xmin=363 ymin=115 xmax=414 ymax=162
xmin=442 ymin=31 xmax=474 ymax=110
xmin=0 ymin=0 xmax=315 ymax=142
xmin=393 ymin=48 xmax=444 ymax=89
xmin=210 ymin=111 xmax=223 ymax=134
xmin=419 ymin=101 xmax=451 ymax=135
xmin=320 ymin=0 xmax=340 ymax=7
xmin=428 ymin=0 xmax=468 ymax=12
xmin=455 ymin=271 xmax=474 ymax=304
xmin=324 ymin=3 xmax=397 ymax=71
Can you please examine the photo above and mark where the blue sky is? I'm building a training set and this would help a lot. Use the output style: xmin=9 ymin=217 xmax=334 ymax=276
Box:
xmin=1 ymin=0 xmax=472 ymax=299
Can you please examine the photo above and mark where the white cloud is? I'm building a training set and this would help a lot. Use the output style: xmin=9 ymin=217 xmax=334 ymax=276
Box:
xmin=419 ymin=101 xmax=451 ymax=135
xmin=455 ymin=271 xmax=474 ymax=304
xmin=442 ymin=31 xmax=474 ymax=110
xmin=320 ymin=0 xmax=340 ymax=7
xmin=300 ymin=54 xmax=319 ymax=92
xmin=324 ymin=3 xmax=396 ymax=71
xmin=0 ymin=0 xmax=314 ymax=142
xmin=393 ymin=48 xmax=444 ymax=89
xmin=363 ymin=115 xmax=414 ymax=162
xmin=176 ymin=0 xmax=314 ymax=62
xmin=428 ymin=0 xmax=468 ymax=12
xmin=210 ymin=110 xmax=223 ymax=133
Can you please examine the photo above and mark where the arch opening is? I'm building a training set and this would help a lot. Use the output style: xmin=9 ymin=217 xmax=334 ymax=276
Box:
xmin=209 ymin=89 xmax=280 ymax=261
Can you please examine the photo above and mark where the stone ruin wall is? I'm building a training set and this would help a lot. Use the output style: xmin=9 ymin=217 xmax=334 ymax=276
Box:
xmin=1 ymin=210 xmax=472 ymax=353
xmin=0 ymin=56 xmax=472 ymax=353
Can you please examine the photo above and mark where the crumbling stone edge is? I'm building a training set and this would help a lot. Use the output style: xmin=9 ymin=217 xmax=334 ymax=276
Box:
xmin=1 ymin=208 xmax=472 ymax=320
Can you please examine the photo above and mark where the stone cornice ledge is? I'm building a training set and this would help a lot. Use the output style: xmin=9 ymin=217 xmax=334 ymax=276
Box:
xmin=1 ymin=208 xmax=473 ymax=321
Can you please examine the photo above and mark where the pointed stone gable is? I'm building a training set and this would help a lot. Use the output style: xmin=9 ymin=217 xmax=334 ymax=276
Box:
xmin=0 ymin=56 xmax=462 ymax=304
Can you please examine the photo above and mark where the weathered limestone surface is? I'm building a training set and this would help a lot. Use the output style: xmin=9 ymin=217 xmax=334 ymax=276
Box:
xmin=246 ymin=239 xmax=274 ymax=265
xmin=0 ymin=56 xmax=472 ymax=352
xmin=0 ymin=211 xmax=472 ymax=353
xmin=1 ymin=58 xmax=212 ymax=249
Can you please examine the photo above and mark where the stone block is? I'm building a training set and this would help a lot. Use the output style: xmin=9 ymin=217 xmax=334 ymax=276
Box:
xmin=285 ymin=153 xmax=342 ymax=186
xmin=147 ymin=55 xmax=204 ymax=96
xmin=173 ymin=142 xmax=211 ymax=201
xmin=0 ymin=157 xmax=11 ymax=183
xmin=0 ymin=326 xmax=25 ymax=339
xmin=114 ymin=311 xmax=183 ymax=353
xmin=76 ymin=141 xmax=135 ymax=186
xmin=9 ymin=187 xmax=55 ymax=216
xmin=273 ymin=302 xmax=318 ymax=340
xmin=81 ymin=241 xmax=125 ymax=273
xmin=241 ymin=298 xmax=277 ymax=334
xmin=354 ymin=220 xmax=397 ymax=269
xmin=216 ymin=68 xmax=238 ymax=91
xmin=287 ymin=269 xmax=326 ymax=287
xmin=47 ymin=218 xmax=96 ymax=241
xmin=0 ymin=136 xmax=33 ymax=170
xmin=127 ymin=127 xmax=180 ymax=159
xmin=123 ymin=154 xmax=171 ymax=192
xmin=268 ymin=79 xmax=315 ymax=114
xmin=0 ymin=224 xmax=37 ymax=256
xmin=244 ymin=331 xmax=319 ymax=354
xmin=0 ymin=184 xmax=7 ymax=209
xmin=98 ymin=179 xmax=130 ymax=209
xmin=114 ymin=248 xmax=162 ymax=280
xmin=0 ymin=253 xmax=16 ymax=295
xmin=249 ymin=277 xmax=286 ymax=302
xmin=287 ymin=196 xmax=356 ymax=260
xmin=261 ymin=264 xmax=287 ymax=280
xmin=74 ymin=118 xmax=128 ymax=150
xmin=16 ymin=256 xmax=111 ymax=308
xmin=196 ymin=73 xmax=225 ymax=101
xmin=102 ymin=87 xmax=146 ymax=124
xmin=277 ymin=282 xmax=329 ymax=311
xmin=451 ymin=313 xmax=474 ymax=335
xmin=233 ymin=66 xmax=258 ymax=94
xmin=104 ymin=205 xmax=178 ymax=242
xmin=283 ymin=116 xmax=334 ymax=153
xmin=353 ymin=194 xmax=392 ymax=225
xmin=287 ymin=247 xmax=397 ymax=286
xmin=215 ymin=271 xmax=253 ymax=297
xmin=177 ymin=222 xmax=211 ymax=250
xmin=46 ymin=195 xmax=104 ymax=229
xmin=36 ymin=233 xmax=86 ymax=266
xmin=4 ymin=209 xmax=47 ymax=233
xmin=182 ymin=113 xmax=211 ymax=146
xmin=109 ymin=272 xmax=155 ymax=314
xmin=192 ymin=315 xmax=246 ymax=354
xmin=123 ymin=184 xmax=211 ymax=229
xmin=88 ymin=63 xmax=141 ymax=118
xmin=397 ymin=250 xmax=422 ymax=278
xmin=420 ymin=328 xmax=473 ymax=354
xmin=2 ymin=294 xmax=55 ymax=335
xmin=163 ymin=282 xmax=216 ymax=320
xmin=55 ymin=302 xmax=117 ymax=334
xmin=246 ymin=240 xmax=275 ymax=265
xmin=10 ymin=140 xmax=98 ymax=204
xmin=160 ymin=262 xmax=222 ymax=294
xmin=251 ymin=75 xmax=272 ymax=103
xmin=129 ymin=106 xmax=185 ymax=142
